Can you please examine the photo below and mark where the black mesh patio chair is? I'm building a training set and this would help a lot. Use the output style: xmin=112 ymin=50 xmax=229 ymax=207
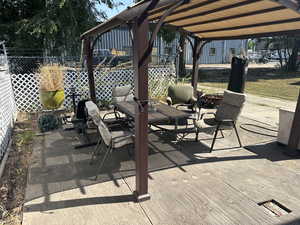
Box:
xmin=194 ymin=90 xmax=246 ymax=152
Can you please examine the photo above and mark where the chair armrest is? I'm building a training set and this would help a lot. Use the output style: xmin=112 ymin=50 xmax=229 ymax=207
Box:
xmin=190 ymin=96 xmax=197 ymax=103
xmin=103 ymin=111 xmax=121 ymax=120
xmin=175 ymin=103 xmax=192 ymax=109
xmin=166 ymin=97 xmax=172 ymax=106
xmin=216 ymin=119 xmax=235 ymax=123
xmin=112 ymin=133 xmax=135 ymax=141
xmin=200 ymin=112 xmax=216 ymax=119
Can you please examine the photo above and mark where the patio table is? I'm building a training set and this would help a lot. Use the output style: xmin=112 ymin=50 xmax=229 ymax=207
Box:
xmin=115 ymin=101 xmax=190 ymax=126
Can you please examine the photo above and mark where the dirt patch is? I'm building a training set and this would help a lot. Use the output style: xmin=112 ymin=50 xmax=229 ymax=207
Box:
xmin=0 ymin=114 xmax=37 ymax=225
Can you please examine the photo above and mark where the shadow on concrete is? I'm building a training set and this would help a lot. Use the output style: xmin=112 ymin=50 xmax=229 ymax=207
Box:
xmin=245 ymin=141 xmax=300 ymax=162
xmin=24 ymin=117 xmax=297 ymax=210
xmin=24 ymin=194 xmax=135 ymax=212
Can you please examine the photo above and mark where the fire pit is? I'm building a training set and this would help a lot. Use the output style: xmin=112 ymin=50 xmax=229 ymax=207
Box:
xmin=197 ymin=93 xmax=223 ymax=109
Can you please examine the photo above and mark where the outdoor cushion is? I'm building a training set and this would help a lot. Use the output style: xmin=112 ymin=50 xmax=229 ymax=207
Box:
xmin=97 ymin=119 xmax=112 ymax=146
xmin=112 ymin=84 xmax=132 ymax=97
xmin=85 ymin=101 xmax=101 ymax=124
xmin=112 ymin=130 xmax=134 ymax=149
xmin=194 ymin=119 xmax=216 ymax=134
xmin=222 ymin=90 xmax=246 ymax=107
xmin=194 ymin=118 xmax=233 ymax=134
xmin=215 ymin=90 xmax=246 ymax=121
xmin=112 ymin=84 xmax=132 ymax=104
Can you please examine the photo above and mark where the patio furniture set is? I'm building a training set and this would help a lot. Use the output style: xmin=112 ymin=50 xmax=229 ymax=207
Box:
xmin=82 ymin=84 xmax=246 ymax=180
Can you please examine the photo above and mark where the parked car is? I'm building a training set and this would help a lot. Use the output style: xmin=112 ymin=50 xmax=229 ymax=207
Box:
xmin=92 ymin=49 xmax=131 ymax=67
xmin=268 ymin=50 xmax=290 ymax=61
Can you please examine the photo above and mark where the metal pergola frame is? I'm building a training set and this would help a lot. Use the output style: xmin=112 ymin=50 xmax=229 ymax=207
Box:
xmin=81 ymin=0 xmax=300 ymax=201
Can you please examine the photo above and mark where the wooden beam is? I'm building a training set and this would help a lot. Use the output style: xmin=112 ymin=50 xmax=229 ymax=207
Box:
xmin=84 ymin=38 xmax=96 ymax=102
xmin=180 ymin=6 xmax=285 ymax=28
xmin=150 ymin=0 xmax=218 ymax=20
xmin=199 ymin=29 xmax=300 ymax=40
xmin=81 ymin=0 xmax=183 ymax=39
xmin=287 ymin=90 xmax=300 ymax=155
xmin=133 ymin=16 xmax=150 ymax=202
xmin=194 ymin=17 xmax=300 ymax=34
xmin=165 ymin=0 xmax=261 ymax=24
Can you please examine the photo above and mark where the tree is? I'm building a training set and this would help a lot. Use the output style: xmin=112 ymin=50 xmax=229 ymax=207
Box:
xmin=259 ymin=35 xmax=300 ymax=71
xmin=0 ymin=0 xmax=119 ymax=56
xmin=178 ymin=32 xmax=187 ymax=77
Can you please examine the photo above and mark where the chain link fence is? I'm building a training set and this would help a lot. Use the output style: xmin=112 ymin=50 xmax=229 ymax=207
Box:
xmin=8 ymin=56 xmax=80 ymax=74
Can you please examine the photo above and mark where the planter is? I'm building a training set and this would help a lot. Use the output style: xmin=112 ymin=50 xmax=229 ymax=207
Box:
xmin=278 ymin=108 xmax=300 ymax=150
xmin=40 ymin=90 xmax=65 ymax=110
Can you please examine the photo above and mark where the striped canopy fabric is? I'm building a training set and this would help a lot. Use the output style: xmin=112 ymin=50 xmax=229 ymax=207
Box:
xmin=82 ymin=0 xmax=300 ymax=40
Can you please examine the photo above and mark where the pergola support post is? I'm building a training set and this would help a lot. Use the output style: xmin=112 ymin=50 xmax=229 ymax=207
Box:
xmin=191 ymin=38 xmax=206 ymax=96
xmin=133 ymin=16 xmax=151 ymax=202
xmin=287 ymin=90 xmax=300 ymax=156
xmin=84 ymin=38 xmax=97 ymax=102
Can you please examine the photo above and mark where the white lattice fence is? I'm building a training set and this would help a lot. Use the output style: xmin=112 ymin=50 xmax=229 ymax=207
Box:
xmin=11 ymin=66 xmax=176 ymax=112
xmin=0 ymin=68 xmax=17 ymax=162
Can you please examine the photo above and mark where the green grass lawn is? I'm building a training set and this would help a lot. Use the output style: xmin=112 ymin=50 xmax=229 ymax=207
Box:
xmin=196 ymin=69 xmax=300 ymax=101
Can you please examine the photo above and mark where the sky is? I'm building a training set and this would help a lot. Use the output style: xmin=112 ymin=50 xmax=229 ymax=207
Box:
xmin=101 ymin=0 xmax=135 ymax=19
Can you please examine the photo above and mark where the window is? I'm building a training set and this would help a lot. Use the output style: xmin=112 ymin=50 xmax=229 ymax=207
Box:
xmin=209 ymin=48 xmax=216 ymax=56
xmin=230 ymin=48 xmax=236 ymax=55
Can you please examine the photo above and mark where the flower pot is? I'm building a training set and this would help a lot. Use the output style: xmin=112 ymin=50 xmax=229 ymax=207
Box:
xmin=40 ymin=90 xmax=65 ymax=110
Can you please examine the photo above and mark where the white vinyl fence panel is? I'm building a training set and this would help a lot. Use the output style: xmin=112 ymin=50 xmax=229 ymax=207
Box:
xmin=11 ymin=66 xmax=176 ymax=112
xmin=0 ymin=67 xmax=16 ymax=162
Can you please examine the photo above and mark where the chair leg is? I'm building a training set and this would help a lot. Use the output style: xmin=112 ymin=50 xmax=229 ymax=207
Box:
xmin=210 ymin=124 xmax=220 ymax=153
xmin=195 ymin=129 xmax=199 ymax=142
xmin=90 ymin=138 xmax=102 ymax=164
xmin=220 ymin=129 xmax=224 ymax=138
xmin=94 ymin=146 xmax=113 ymax=180
xmin=233 ymin=123 xmax=242 ymax=148
xmin=127 ymin=144 xmax=134 ymax=157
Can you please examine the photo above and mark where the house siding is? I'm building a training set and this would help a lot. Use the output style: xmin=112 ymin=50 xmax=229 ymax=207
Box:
xmin=94 ymin=27 xmax=247 ymax=64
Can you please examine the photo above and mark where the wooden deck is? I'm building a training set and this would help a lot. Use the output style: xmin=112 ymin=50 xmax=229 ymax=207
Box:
xmin=22 ymin=115 xmax=300 ymax=225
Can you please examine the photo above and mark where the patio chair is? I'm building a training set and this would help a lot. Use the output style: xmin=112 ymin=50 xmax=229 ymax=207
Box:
xmin=110 ymin=84 xmax=135 ymax=126
xmin=90 ymin=117 xmax=134 ymax=180
xmin=166 ymin=85 xmax=197 ymax=112
xmin=194 ymin=90 xmax=246 ymax=152
xmin=85 ymin=100 xmax=122 ymax=127
xmin=112 ymin=84 xmax=134 ymax=104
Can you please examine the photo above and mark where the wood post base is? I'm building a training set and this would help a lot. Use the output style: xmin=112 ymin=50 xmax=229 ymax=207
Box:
xmin=134 ymin=191 xmax=151 ymax=202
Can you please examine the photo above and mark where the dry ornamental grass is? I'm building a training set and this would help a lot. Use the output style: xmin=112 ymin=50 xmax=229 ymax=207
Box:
xmin=38 ymin=64 xmax=64 ymax=91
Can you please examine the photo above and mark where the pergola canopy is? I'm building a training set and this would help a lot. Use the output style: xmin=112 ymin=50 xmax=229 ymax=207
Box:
xmin=81 ymin=0 xmax=300 ymax=40
xmin=81 ymin=0 xmax=300 ymax=201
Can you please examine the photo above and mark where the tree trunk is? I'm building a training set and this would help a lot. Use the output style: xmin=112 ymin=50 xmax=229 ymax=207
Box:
xmin=277 ymin=49 xmax=283 ymax=69
xmin=286 ymin=38 xmax=300 ymax=72
xmin=178 ymin=32 xmax=186 ymax=78
xmin=287 ymin=47 xmax=299 ymax=72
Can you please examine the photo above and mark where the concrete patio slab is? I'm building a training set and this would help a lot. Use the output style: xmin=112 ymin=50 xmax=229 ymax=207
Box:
xmin=22 ymin=95 xmax=300 ymax=225
xmin=23 ymin=179 xmax=151 ymax=225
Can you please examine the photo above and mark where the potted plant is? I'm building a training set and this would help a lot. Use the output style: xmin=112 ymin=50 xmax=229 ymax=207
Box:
xmin=38 ymin=64 xmax=65 ymax=110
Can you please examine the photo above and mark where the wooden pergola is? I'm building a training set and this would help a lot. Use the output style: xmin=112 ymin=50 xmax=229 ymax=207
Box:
xmin=81 ymin=0 xmax=300 ymax=201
